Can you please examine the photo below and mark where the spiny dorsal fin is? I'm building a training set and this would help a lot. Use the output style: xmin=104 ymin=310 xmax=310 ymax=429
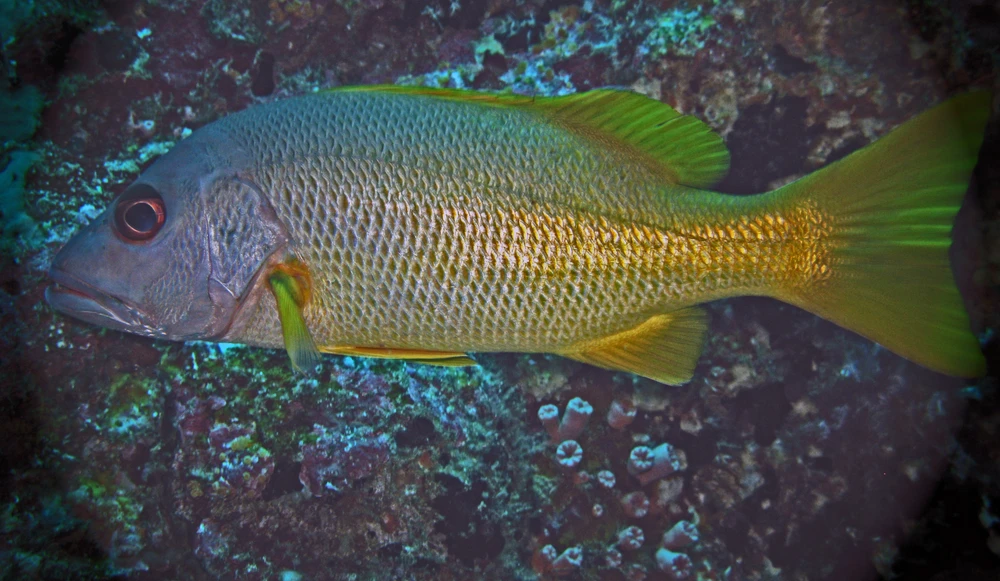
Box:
xmin=558 ymin=307 xmax=708 ymax=385
xmin=333 ymin=86 xmax=730 ymax=188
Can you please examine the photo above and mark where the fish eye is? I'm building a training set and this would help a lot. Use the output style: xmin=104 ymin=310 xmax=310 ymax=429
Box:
xmin=114 ymin=184 xmax=166 ymax=242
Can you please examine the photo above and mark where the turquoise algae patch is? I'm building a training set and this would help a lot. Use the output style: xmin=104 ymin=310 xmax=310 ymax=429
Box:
xmin=0 ymin=84 xmax=43 ymax=142
xmin=1 ymin=149 xmax=41 ymax=254
xmin=1 ymin=83 xmax=45 ymax=254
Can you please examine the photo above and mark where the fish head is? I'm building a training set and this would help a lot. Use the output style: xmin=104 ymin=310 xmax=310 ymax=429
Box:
xmin=46 ymin=131 xmax=288 ymax=342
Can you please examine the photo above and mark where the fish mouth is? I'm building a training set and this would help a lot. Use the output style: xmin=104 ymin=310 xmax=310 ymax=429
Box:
xmin=46 ymin=269 xmax=147 ymax=332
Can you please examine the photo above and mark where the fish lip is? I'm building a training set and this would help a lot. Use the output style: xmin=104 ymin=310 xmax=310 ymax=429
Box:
xmin=45 ymin=269 xmax=146 ymax=330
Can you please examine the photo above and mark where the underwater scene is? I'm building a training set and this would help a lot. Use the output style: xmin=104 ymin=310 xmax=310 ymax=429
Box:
xmin=2 ymin=0 xmax=1000 ymax=579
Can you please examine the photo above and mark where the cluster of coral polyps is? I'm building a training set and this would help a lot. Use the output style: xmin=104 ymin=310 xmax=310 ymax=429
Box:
xmin=531 ymin=395 xmax=699 ymax=579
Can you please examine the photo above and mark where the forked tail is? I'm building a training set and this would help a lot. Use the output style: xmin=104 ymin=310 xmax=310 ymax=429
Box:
xmin=770 ymin=92 xmax=990 ymax=377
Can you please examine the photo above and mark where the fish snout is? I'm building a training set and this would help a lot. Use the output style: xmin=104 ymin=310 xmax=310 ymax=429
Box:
xmin=46 ymin=266 xmax=152 ymax=335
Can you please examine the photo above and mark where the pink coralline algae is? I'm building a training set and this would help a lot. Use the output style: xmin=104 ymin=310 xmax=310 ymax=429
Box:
xmin=176 ymin=395 xmax=227 ymax=444
xmin=194 ymin=517 xmax=230 ymax=561
xmin=628 ymin=442 xmax=688 ymax=486
xmin=207 ymin=423 xmax=274 ymax=499
xmin=655 ymin=547 xmax=694 ymax=580
xmin=537 ymin=397 xmax=593 ymax=442
xmin=298 ymin=425 xmax=391 ymax=497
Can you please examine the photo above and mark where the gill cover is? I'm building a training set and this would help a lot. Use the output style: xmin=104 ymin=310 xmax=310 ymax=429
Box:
xmin=203 ymin=175 xmax=289 ymax=323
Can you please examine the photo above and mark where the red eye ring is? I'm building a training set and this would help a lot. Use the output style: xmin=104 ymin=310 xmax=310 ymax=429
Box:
xmin=114 ymin=186 xmax=166 ymax=242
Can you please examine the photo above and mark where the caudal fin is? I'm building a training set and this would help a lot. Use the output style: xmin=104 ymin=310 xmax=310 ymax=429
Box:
xmin=772 ymin=92 xmax=990 ymax=377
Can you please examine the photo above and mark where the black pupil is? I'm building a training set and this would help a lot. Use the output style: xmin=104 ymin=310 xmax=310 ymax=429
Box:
xmin=125 ymin=202 xmax=157 ymax=232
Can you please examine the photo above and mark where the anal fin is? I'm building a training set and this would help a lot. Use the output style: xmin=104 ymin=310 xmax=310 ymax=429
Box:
xmin=559 ymin=307 xmax=708 ymax=385
xmin=319 ymin=345 xmax=476 ymax=368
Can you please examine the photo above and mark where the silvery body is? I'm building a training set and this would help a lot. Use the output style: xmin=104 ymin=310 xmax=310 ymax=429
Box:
xmin=46 ymin=89 xmax=988 ymax=383
xmin=48 ymin=90 xmax=705 ymax=352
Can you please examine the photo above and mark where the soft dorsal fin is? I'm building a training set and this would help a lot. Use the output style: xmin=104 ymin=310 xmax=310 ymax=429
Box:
xmin=333 ymin=86 xmax=731 ymax=188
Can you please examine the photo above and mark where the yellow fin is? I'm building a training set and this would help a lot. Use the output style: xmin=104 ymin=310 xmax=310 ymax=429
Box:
xmin=268 ymin=266 xmax=321 ymax=372
xmin=770 ymin=91 xmax=990 ymax=377
xmin=334 ymin=86 xmax=730 ymax=188
xmin=559 ymin=307 xmax=708 ymax=385
xmin=319 ymin=345 xmax=476 ymax=367
xmin=408 ymin=356 xmax=477 ymax=368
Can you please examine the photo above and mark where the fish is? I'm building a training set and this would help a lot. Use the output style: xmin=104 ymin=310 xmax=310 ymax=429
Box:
xmin=46 ymin=86 xmax=990 ymax=384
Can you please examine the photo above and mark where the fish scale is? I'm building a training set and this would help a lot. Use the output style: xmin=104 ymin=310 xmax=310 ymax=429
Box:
xmin=46 ymin=88 xmax=988 ymax=383
xmin=224 ymin=92 xmax=790 ymax=354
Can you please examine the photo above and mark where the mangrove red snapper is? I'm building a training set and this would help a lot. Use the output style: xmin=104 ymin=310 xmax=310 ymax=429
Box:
xmin=46 ymin=87 xmax=989 ymax=383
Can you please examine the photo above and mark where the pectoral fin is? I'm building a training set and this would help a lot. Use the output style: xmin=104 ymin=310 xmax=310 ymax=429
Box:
xmin=559 ymin=307 xmax=708 ymax=385
xmin=319 ymin=345 xmax=476 ymax=367
xmin=268 ymin=266 xmax=321 ymax=372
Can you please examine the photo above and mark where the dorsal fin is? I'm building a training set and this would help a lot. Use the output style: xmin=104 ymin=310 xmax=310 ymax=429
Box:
xmin=332 ymin=86 xmax=731 ymax=188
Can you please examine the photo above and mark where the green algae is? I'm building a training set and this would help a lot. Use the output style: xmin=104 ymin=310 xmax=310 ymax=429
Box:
xmin=1 ymin=150 xmax=41 ymax=256
xmin=0 ymin=85 xmax=43 ymax=144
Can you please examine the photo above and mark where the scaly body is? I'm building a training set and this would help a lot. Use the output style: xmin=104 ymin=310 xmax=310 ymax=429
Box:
xmin=46 ymin=87 xmax=989 ymax=383
xmin=227 ymin=91 xmax=822 ymax=353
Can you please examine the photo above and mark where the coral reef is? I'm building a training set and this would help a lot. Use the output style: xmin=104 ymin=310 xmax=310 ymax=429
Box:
xmin=0 ymin=0 xmax=998 ymax=580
